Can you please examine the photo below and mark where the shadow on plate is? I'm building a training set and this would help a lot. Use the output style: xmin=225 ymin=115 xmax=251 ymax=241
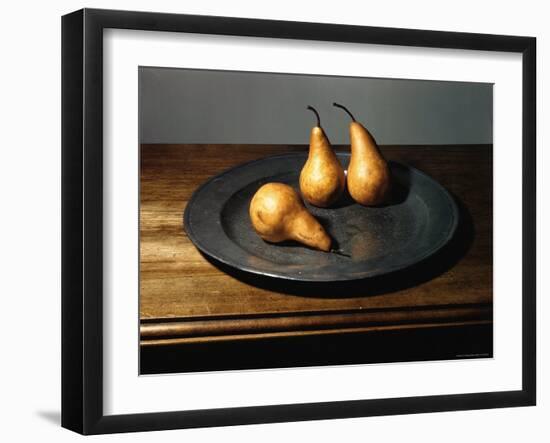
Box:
xmin=202 ymin=192 xmax=475 ymax=298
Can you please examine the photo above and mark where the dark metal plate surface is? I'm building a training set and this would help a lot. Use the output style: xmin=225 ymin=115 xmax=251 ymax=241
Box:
xmin=184 ymin=153 xmax=458 ymax=282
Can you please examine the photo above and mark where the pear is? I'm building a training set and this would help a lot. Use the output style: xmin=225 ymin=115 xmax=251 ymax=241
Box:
xmin=249 ymin=182 xmax=331 ymax=252
xmin=334 ymin=102 xmax=391 ymax=206
xmin=299 ymin=106 xmax=345 ymax=207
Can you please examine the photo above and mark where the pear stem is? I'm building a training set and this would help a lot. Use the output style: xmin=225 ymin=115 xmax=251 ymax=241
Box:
xmin=331 ymin=248 xmax=351 ymax=258
xmin=333 ymin=102 xmax=356 ymax=122
xmin=307 ymin=105 xmax=321 ymax=127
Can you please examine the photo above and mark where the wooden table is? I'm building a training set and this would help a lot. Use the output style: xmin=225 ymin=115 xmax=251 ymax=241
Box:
xmin=140 ymin=144 xmax=493 ymax=373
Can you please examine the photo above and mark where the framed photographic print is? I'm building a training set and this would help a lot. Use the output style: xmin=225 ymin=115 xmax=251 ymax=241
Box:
xmin=61 ymin=8 xmax=536 ymax=435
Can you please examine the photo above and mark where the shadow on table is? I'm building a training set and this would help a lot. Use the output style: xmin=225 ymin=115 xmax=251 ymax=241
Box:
xmin=202 ymin=192 xmax=475 ymax=298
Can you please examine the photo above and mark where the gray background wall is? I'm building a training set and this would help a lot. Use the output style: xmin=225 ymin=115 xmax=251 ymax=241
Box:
xmin=139 ymin=67 xmax=492 ymax=145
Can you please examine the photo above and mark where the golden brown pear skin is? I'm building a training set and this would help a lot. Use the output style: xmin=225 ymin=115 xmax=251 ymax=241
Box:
xmin=249 ymin=182 xmax=331 ymax=252
xmin=299 ymin=106 xmax=345 ymax=208
xmin=334 ymin=103 xmax=391 ymax=206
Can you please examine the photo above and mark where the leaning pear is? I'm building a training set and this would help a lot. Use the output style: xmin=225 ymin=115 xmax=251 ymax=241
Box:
xmin=249 ymin=182 xmax=331 ymax=252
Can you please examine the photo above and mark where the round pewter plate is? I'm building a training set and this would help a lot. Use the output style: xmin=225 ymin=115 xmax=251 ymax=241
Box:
xmin=183 ymin=152 xmax=458 ymax=282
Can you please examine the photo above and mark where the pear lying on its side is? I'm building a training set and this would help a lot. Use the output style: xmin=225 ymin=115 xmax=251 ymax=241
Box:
xmin=299 ymin=106 xmax=345 ymax=207
xmin=334 ymin=102 xmax=391 ymax=206
xmin=249 ymin=182 xmax=331 ymax=252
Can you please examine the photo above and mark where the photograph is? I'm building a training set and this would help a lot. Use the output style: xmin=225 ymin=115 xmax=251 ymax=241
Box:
xmin=138 ymin=67 xmax=494 ymax=374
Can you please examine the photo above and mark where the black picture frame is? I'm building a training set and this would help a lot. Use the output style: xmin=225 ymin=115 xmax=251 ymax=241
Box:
xmin=61 ymin=8 xmax=536 ymax=435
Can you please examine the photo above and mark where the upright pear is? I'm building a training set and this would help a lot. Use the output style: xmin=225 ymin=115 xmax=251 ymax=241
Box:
xmin=333 ymin=102 xmax=391 ymax=206
xmin=299 ymin=106 xmax=345 ymax=207
xmin=249 ymin=182 xmax=331 ymax=252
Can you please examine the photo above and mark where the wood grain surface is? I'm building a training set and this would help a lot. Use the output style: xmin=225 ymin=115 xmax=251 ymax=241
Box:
xmin=140 ymin=144 xmax=492 ymax=346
